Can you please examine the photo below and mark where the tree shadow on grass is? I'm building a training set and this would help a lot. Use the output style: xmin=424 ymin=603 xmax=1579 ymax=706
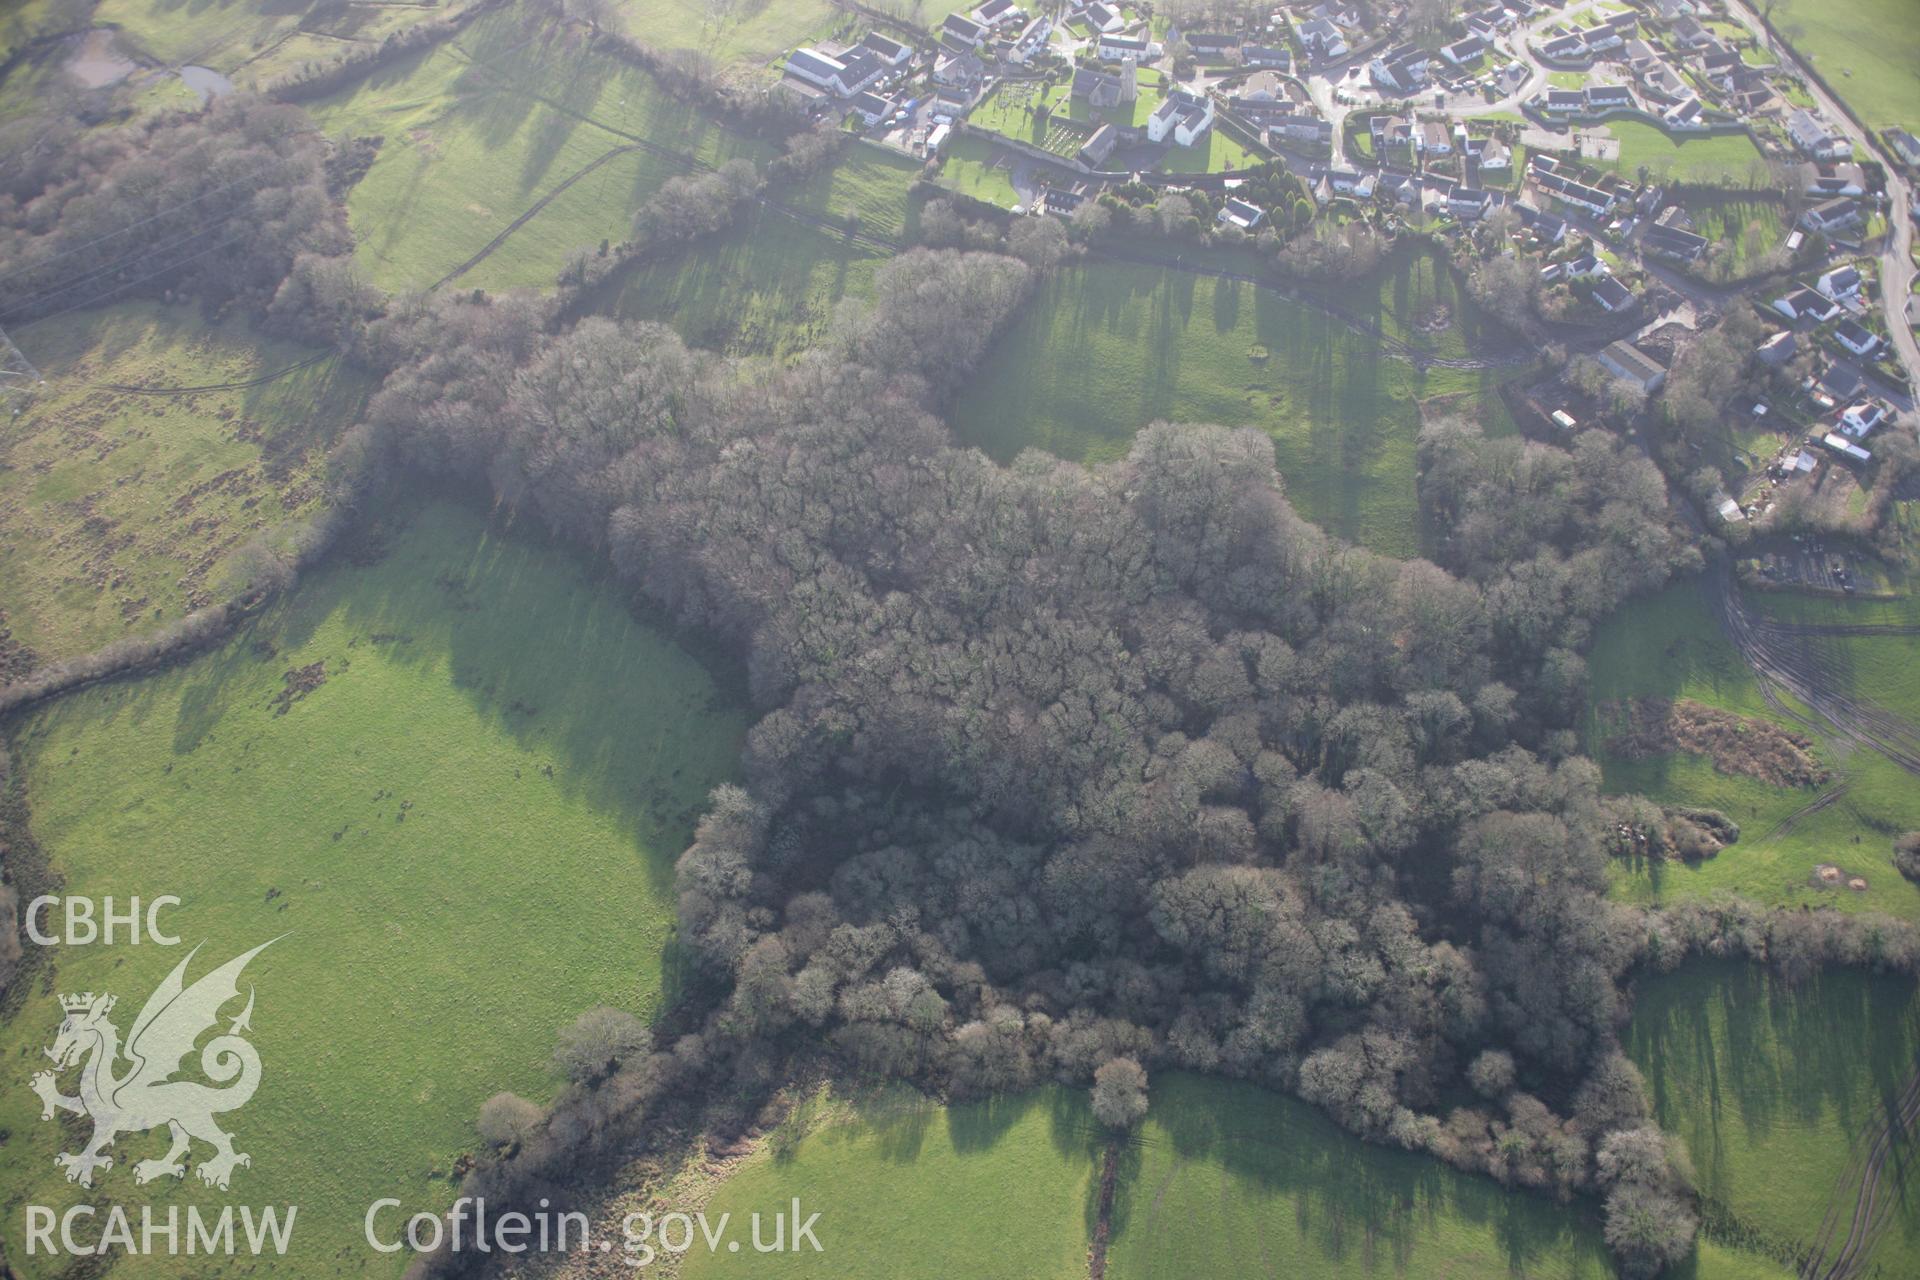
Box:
xmin=1106 ymin=1073 xmax=1612 ymax=1278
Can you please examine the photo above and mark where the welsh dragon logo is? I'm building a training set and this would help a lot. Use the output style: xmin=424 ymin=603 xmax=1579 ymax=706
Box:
xmin=31 ymin=940 xmax=277 ymax=1191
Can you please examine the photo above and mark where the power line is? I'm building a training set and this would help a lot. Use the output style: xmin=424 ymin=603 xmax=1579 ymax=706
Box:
xmin=0 ymin=159 xmax=280 ymax=289
xmin=1 ymin=207 xmax=251 ymax=320
xmin=10 ymin=234 xmax=251 ymax=335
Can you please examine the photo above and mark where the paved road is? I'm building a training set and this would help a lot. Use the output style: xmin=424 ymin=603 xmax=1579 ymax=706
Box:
xmin=1722 ymin=0 xmax=1919 ymax=414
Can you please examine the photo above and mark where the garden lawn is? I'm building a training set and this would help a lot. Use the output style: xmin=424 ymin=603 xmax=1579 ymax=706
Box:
xmin=1770 ymin=0 xmax=1920 ymax=134
xmin=1598 ymin=121 xmax=1766 ymax=184
xmin=681 ymin=1086 xmax=1100 ymax=1279
xmin=304 ymin=6 xmax=769 ymax=293
xmin=1626 ymin=961 xmax=1920 ymax=1279
xmin=0 ymin=302 xmax=371 ymax=663
xmin=0 ymin=500 xmax=747 ymax=1279
xmin=949 ymin=247 xmax=1518 ymax=557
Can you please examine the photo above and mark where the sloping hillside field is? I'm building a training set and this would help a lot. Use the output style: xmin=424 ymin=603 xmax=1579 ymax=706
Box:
xmin=0 ymin=502 xmax=745 ymax=1277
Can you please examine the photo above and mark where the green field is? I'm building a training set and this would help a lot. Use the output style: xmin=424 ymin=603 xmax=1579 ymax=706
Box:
xmin=0 ymin=500 xmax=746 ymax=1277
xmin=936 ymin=134 xmax=1022 ymax=209
xmin=609 ymin=204 xmax=888 ymax=355
xmin=89 ymin=0 xmax=442 ymax=86
xmin=949 ymin=247 xmax=1519 ymax=557
xmin=1587 ymin=579 xmax=1920 ymax=921
xmin=1627 ymin=961 xmax=1920 ymax=1279
xmin=681 ymin=1086 xmax=1101 ymax=1279
xmin=617 ymin=0 xmax=841 ymax=79
xmin=1105 ymin=1073 xmax=1623 ymax=1280
xmin=604 ymin=144 xmax=916 ymax=354
xmin=1771 ymin=0 xmax=1920 ymax=133
xmin=1598 ymin=122 xmax=1767 ymax=184
xmin=0 ymin=303 xmax=371 ymax=664
xmin=304 ymin=5 xmax=769 ymax=293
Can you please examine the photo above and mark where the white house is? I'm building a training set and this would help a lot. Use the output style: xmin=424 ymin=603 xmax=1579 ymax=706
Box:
xmin=1097 ymin=32 xmax=1150 ymax=61
xmin=1147 ymin=89 xmax=1214 ymax=146
xmin=1817 ymin=264 xmax=1863 ymax=301
xmin=1083 ymin=2 xmax=1124 ymax=34
xmin=1786 ymin=108 xmax=1850 ymax=160
xmin=1834 ymin=320 xmax=1881 ymax=358
xmin=786 ymin=48 xmax=852 ymax=94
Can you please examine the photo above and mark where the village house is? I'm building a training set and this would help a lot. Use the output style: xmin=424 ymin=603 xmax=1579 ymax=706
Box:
xmin=1217 ymin=197 xmax=1267 ymax=230
xmin=1670 ymin=15 xmax=1711 ymax=48
xmin=1591 ymin=275 xmax=1636 ymax=313
xmin=1271 ymin=116 xmax=1334 ymax=148
xmin=1544 ymin=89 xmax=1585 ymax=115
xmin=1889 ymin=129 xmax=1920 ymax=166
xmin=1442 ymin=35 xmax=1488 ymax=66
xmin=1597 ymin=339 xmax=1666 ymax=392
xmin=1754 ymin=329 xmax=1798 ymax=366
xmin=1817 ymin=264 xmax=1863 ymax=301
xmin=848 ymin=90 xmax=892 ymax=126
xmin=1371 ymin=45 xmax=1432 ymax=95
xmin=1642 ymin=220 xmax=1707 ymax=263
xmin=786 ymin=48 xmax=862 ymax=96
xmin=1839 ymin=398 xmax=1887 ymax=434
xmin=1515 ymin=202 xmax=1569 ymax=243
xmin=943 ymin=13 xmax=991 ymax=50
xmin=1833 ymin=318 xmax=1881 ymax=358
xmin=1448 ymin=185 xmax=1492 ymax=220
xmin=1097 ymin=32 xmax=1151 ymax=61
xmin=860 ymin=32 xmax=913 ymax=67
xmin=1801 ymin=197 xmax=1862 ymax=233
xmin=1242 ymin=45 xmax=1291 ymax=71
xmin=1083 ymin=2 xmax=1124 ymax=34
xmin=1183 ymin=32 xmax=1238 ymax=59
xmin=1584 ymin=84 xmax=1633 ymax=112
xmin=1538 ymin=33 xmax=1588 ymax=63
xmin=1662 ymin=97 xmax=1705 ymax=131
xmin=1773 ymin=285 xmax=1838 ymax=323
xmin=1147 ymin=88 xmax=1215 ymax=146
xmin=932 ymin=50 xmax=986 ymax=94
xmin=972 ymin=0 xmax=1015 ymax=26
xmin=1803 ymin=162 xmax=1866 ymax=198
xmin=1419 ymin=119 xmax=1452 ymax=155
xmin=1787 ymin=109 xmax=1850 ymax=160
xmin=1078 ymin=123 xmax=1121 ymax=166
xmin=1297 ymin=16 xmax=1349 ymax=61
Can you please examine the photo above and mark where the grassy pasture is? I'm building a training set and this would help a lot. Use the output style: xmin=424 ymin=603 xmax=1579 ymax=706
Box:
xmin=0 ymin=302 xmax=370 ymax=664
xmin=304 ymin=6 xmax=769 ymax=293
xmin=90 ymin=0 xmax=441 ymax=84
xmin=1770 ymin=0 xmax=1920 ymax=134
xmin=948 ymin=247 xmax=1518 ymax=558
xmin=1103 ymin=1073 xmax=1624 ymax=1280
xmin=1587 ymin=580 xmax=1920 ymax=921
xmin=0 ymin=500 xmax=746 ymax=1277
xmin=609 ymin=204 xmax=889 ymax=354
xmin=603 ymin=143 xmax=916 ymax=354
xmin=680 ymin=1086 xmax=1101 ymax=1279
xmin=616 ymin=0 xmax=841 ymax=79
xmin=1626 ymin=961 xmax=1920 ymax=1279
xmin=1596 ymin=121 xmax=1767 ymax=184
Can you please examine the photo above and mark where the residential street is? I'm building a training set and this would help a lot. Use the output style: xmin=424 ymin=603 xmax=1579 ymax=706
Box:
xmin=1723 ymin=0 xmax=1920 ymax=410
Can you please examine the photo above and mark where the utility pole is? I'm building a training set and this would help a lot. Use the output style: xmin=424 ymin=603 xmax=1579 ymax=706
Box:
xmin=0 ymin=322 xmax=43 ymax=415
